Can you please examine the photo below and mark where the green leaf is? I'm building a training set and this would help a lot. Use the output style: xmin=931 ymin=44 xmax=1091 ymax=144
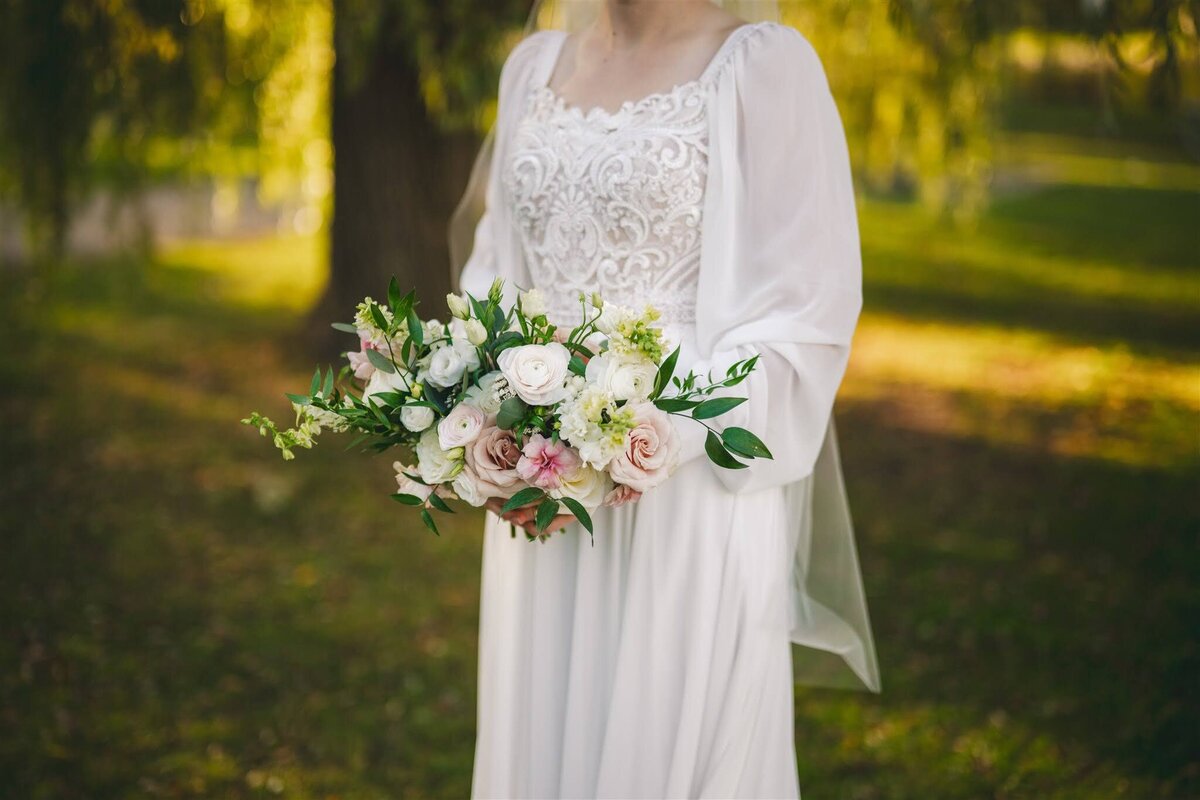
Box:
xmin=407 ymin=308 xmax=424 ymax=347
xmin=653 ymin=398 xmax=701 ymax=413
xmin=492 ymin=330 xmax=523 ymax=354
xmin=285 ymin=393 xmax=311 ymax=406
xmin=559 ymin=496 xmax=593 ymax=535
xmin=502 ymin=486 xmax=544 ymax=514
xmin=692 ymin=396 xmax=747 ymax=420
xmin=427 ymin=492 xmax=454 ymax=513
xmin=653 ymin=345 xmax=681 ymax=398
xmin=388 ymin=276 xmax=402 ymax=311
xmin=535 ymin=497 xmax=560 ymax=532
xmin=420 ymin=508 xmax=440 ymax=536
xmin=331 ymin=322 xmax=359 ymax=334
xmin=309 ymin=368 xmax=321 ymax=397
xmin=369 ymin=301 xmax=389 ymax=333
xmin=369 ymin=391 xmax=407 ymax=407
xmin=322 ymin=366 xmax=334 ymax=397
xmin=496 ymin=396 xmax=529 ymax=430
xmin=366 ymin=347 xmax=396 ymax=374
xmin=491 ymin=305 xmax=505 ymax=334
xmin=562 ymin=341 xmax=594 ymax=359
xmin=722 ymin=426 xmax=773 ymax=460
xmin=392 ymin=493 xmax=426 ymax=506
xmin=568 ymin=355 xmax=586 ymax=377
xmin=705 ymin=430 xmax=748 ymax=470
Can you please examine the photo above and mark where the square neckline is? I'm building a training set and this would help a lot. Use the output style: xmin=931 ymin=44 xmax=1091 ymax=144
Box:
xmin=538 ymin=21 xmax=766 ymax=120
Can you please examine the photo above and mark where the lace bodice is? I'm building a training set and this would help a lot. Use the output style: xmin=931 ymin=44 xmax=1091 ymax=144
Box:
xmin=502 ymin=25 xmax=763 ymax=328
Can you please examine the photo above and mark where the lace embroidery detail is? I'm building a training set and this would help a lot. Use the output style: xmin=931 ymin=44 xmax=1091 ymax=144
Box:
xmin=501 ymin=24 xmax=766 ymax=328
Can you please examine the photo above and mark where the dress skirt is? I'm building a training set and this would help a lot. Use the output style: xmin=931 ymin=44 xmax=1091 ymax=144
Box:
xmin=472 ymin=454 xmax=802 ymax=799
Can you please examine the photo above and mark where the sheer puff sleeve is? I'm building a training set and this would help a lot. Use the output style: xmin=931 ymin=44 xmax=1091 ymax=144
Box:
xmin=684 ymin=23 xmax=880 ymax=692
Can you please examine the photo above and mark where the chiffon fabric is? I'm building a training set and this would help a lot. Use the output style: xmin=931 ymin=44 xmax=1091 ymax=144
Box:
xmin=455 ymin=20 xmax=879 ymax=799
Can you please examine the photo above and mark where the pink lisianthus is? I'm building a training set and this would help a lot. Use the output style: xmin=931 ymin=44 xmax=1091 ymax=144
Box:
xmin=603 ymin=483 xmax=642 ymax=507
xmin=516 ymin=434 xmax=582 ymax=490
xmin=348 ymin=338 xmax=378 ymax=381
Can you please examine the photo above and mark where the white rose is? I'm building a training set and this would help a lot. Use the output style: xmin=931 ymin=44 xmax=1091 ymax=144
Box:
xmin=520 ymin=288 xmax=547 ymax=318
xmin=400 ymin=404 xmax=435 ymax=432
xmin=465 ymin=318 xmax=488 ymax=346
xmin=550 ymin=463 xmax=612 ymax=511
xmin=497 ymin=342 xmax=572 ymax=406
xmin=438 ymin=403 xmax=486 ymax=449
xmin=585 ymin=352 xmax=658 ymax=402
xmin=451 ymin=464 xmax=489 ymax=507
xmin=363 ymin=368 xmax=414 ymax=404
xmin=461 ymin=371 xmax=505 ymax=414
xmin=446 ymin=292 xmax=470 ymax=320
xmin=415 ymin=427 xmax=464 ymax=484
xmin=424 ymin=340 xmax=480 ymax=388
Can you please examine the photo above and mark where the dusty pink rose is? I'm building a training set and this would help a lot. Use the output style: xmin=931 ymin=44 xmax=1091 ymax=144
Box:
xmin=347 ymin=338 xmax=378 ymax=380
xmin=466 ymin=424 xmax=523 ymax=499
xmin=516 ymin=434 xmax=582 ymax=490
xmin=603 ymin=483 xmax=643 ymax=507
xmin=607 ymin=402 xmax=680 ymax=492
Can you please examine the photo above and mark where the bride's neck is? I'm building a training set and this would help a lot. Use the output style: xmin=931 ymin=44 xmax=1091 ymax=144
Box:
xmin=597 ymin=0 xmax=713 ymax=44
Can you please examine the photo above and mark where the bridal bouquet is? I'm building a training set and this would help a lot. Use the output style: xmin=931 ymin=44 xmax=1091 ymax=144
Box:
xmin=242 ymin=278 xmax=771 ymax=538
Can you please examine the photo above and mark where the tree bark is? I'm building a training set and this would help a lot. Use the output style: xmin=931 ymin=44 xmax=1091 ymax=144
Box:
xmin=310 ymin=10 xmax=478 ymax=358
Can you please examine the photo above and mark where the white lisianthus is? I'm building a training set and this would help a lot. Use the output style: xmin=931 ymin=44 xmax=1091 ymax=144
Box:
xmin=363 ymin=368 xmax=415 ymax=404
xmin=461 ymin=371 xmax=506 ymax=414
xmin=438 ymin=403 xmax=486 ymax=449
xmin=497 ymin=342 xmax=572 ymax=406
xmin=446 ymin=293 xmax=471 ymax=320
xmin=423 ymin=318 xmax=447 ymax=344
xmin=415 ymin=428 xmax=464 ymax=484
xmin=465 ymin=318 xmax=488 ymax=346
xmin=393 ymin=461 xmax=434 ymax=502
xmin=451 ymin=464 xmax=490 ymax=507
xmin=520 ymin=288 xmax=547 ymax=318
xmin=400 ymin=404 xmax=435 ymax=432
xmin=550 ymin=463 xmax=612 ymax=511
xmin=585 ymin=352 xmax=658 ymax=402
xmin=422 ymin=339 xmax=481 ymax=388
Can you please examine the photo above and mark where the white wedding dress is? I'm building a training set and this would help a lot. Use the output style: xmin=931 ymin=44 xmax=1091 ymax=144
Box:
xmin=458 ymin=21 xmax=879 ymax=799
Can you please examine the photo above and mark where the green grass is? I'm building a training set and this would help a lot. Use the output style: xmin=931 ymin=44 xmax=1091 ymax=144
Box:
xmin=2 ymin=137 xmax=1198 ymax=798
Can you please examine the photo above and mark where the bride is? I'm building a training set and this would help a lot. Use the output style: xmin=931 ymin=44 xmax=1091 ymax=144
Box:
xmin=452 ymin=1 xmax=880 ymax=796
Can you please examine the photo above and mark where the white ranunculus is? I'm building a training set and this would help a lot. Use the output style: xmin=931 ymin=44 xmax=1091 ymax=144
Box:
xmin=446 ymin=292 xmax=470 ymax=320
xmin=415 ymin=427 xmax=464 ymax=484
xmin=520 ymin=288 xmax=547 ymax=318
xmin=451 ymin=464 xmax=489 ymax=507
xmin=585 ymin=352 xmax=659 ymax=402
xmin=497 ymin=342 xmax=572 ymax=406
xmin=424 ymin=340 xmax=481 ymax=389
xmin=363 ymin=368 xmax=414 ymax=405
xmin=550 ymin=463 xmax=612 ymax=511
xmin=438 ymin=403 xmax=486 ymax=449
xmin=465 ymin=318 xmax=488 ymax=346
xmin=461 ymin=370 xmax=505 ymax=414
xmin=400 ymin=404 xmax=435 ymax=432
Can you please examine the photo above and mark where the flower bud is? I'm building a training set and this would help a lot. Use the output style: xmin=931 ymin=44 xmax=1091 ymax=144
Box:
xmin=591 ymin=291 xmax=604 ymax=309
xmin=488 ymin=277 xmax=504 ymax=304
xmin=446 ymin=293 xmax=470 ymax=320
xmin=465 ymin=318 xmax=488 ymax=346
xmin=411 ymin=382 xmax=424 ymax=398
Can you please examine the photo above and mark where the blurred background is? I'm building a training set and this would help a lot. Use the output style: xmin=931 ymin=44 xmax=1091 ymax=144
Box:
xmin=1 ymin=0 xmax=1197 ymax=797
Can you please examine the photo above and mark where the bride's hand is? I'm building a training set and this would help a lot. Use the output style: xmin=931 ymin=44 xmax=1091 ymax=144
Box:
xmin=485 ymin=497 xmax=575 ymax=537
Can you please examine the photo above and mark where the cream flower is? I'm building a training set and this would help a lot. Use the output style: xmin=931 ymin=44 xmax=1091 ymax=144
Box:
xmin=415 ymin=427 xmax=464 ymax=484
xmin=550 ymin=463 xmax=612 ymax=511
xmin=497 ymin=342 xmax=572 ymax=406
xmin=520 ymin=288 xmax=547 ymax=318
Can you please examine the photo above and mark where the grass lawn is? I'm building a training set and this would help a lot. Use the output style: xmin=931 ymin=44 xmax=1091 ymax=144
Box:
xmin=1 ymin=137 xmax=1197 ymax=798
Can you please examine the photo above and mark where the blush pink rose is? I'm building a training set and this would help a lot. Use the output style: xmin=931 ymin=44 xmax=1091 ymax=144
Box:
xmin=516 ymin=433 xmax=582 ymax=491
xmin=466 ymin=424 xmax=524 ymax=499
xmin=607 ymin=402 xmax=680 ymax=493
xmin=603 ymin=483 xmax=643 ymax=507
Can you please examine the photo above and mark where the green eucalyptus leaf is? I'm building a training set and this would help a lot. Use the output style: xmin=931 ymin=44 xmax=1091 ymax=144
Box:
xmin=535 ymin=497 xmax=560 ymax=532
xmin=502 ymin=486 xmax=544 ymax=514
xmin=309 ymin=368 xmax=321 ymax=397
xmin=568 ymin=355 xmax=587 ymax=377
xmin=392 ymin=493 xmax=426 ymax=506
xmin=705 ymin=430 xmax=748 ymax=470
xmin=407 ymin=308 xmax=424 ymax=347
xmin=653 ymin=345 xmax=681 ymax=398
xmin=559 ymin=497 xmax=593 ymax=535
xmin=420 ymin=508 xmax=440 ymax=536
xmin=722 ymin=426 xmax=773 ymax=460
xmin=427 ymin=492 xmax=454 ymax=514
xmin=366 ymin=347 xmax=396 ymax=374
xmin=388 ymin=276 xmax=402 ymax=311
xmin=496 ymin=396 xmax=529 ymax=430
xmin=692 ymin=396 xmax=747 ymax=420
xmin=369 ymin=302 xmax=389 ymax=333
xmin=331 ymin=322 xmax=359 ymax=334
xmin=653 ymin=398 xmax=701 ymax=413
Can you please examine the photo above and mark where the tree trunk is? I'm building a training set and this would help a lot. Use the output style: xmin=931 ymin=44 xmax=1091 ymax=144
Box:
xmin=310 ymin=10 xmax=478 ymax=358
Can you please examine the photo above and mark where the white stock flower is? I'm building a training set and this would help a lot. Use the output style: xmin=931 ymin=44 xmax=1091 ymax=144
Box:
xmin=400 ymin=404 xmax=435 ymax=432
xmin=415 ymin=427 xmax=464 ymax=485
xmin=438 ymin=403 xmax=486 ymax=449
xmin=520 ymin=288 xmax=547 ymax=318
xmin=497 ymin=342 xmax=572 ymax=406
xmin=585 ymin=352 xmax=658 ymax=402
